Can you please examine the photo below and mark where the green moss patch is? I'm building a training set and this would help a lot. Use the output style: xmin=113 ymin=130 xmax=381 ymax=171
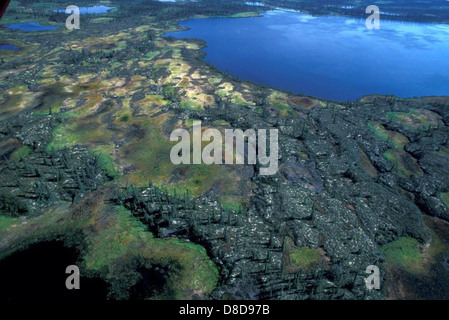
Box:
xmin=0 ymin=199 xmax=218 ymax=299
xmin=213 ymin=120 xmax=231 ymax=127
xmin=84 ymin=205 xmax=219 ymax=299
xmin=139 ymin=94 xmax=170 ymax=107
xmin=380 ymin=237 xmax=423 ymax=273
xmin=90 ymin=17 xmax=114 ymax=24
xmin=219 ymin=196 xmax=243 ymax=212
xmin=119 ymin=117 xmax=251 ymax=205
xmin=46 ymin=118 xmax=113 ymax=152
xmin=0 ymin=216 xmax=15 ymax=233
xmin=441 ymin=193 xmax=449 ymax=208
xmin=368 ymin=122 xmax=409 ymax=149
xmin=10 ymin=145 xmax=32 ymax=162
xmin=283 ymin=238 xmax=323 ymax=272
xmin=383 ymin=149 xmax=423 ymax=179
xmin=230 ymin=92 xmax=255 ymax=107
xmin=386 ymin=108 xmax=443 ymax=132
xmin=92 ymin=145 xmax=119 ymax=179
xmin=290 ymin=247 xmax=322 ymax=270
xmin=180 ymin=99 xmax=203 ymax=111
xmin=230 ymin=12 xmax=260 ymax=18
xmin=268 ymin=92 xmax=294 ymax=117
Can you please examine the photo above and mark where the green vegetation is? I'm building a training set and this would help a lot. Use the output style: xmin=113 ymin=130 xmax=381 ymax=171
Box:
xmin=0 ymin=199 xmax=219 ymax=299
xmin=386 ymin=109 xmax=442 ymax=132
xmin=84 ymin=205 xmax=219 ymax=299
xmin=180 ymin=99 xmax=203 ymax=111
xmin=10 ymin=145 xmax=32 ymax=162
xmin=0 ymin=202 xmax=85 ymax=261
xmin=185 ymin=118 xmax=201 ymax=127
xmin=46 ymin=121 xmax=113 ymax=152
xmin=368 ymin=122 xmax=409 ymax=149
xmin=220 ymin=197 xmax=243 ymax=212
xmin=140 ymin=94 xmax=170 ymax=107
xmin=283 ymin=237 xmax=322 ymax=272
xmin=441 ymin=193 xmax=449 ymax=208
xmin=383 ymin=149 xmax=423 ymax=179
xmin=163 ymin=85 xmax=176 ymax=100
xmin=368 ymin=121 xmax=425 ymax=179
xmin=2 ymin=0 xmax=448 ymax=301
xmin=90 ymin=17 xmax=114 ymax=24
xmin=289 ymin=247 xmax=322 ymax=271
xmin=118 ymin=117 xmax=250 ymax=210
xmin=208 ymin=76 xmax=222 ymax=85
xmin=0 ymin=216 xmax=15 ymax=233
xmin=92 ymin=146 xmax=119 ymax=179
xmin=230 ymin=12 xmax=260 ymax=18
xmin=380 ymin=237 xmax=423 ymax=273
xmin=0 ymin=193 xmax=29 ymax=217
xmin=213 ymin=120 xmax=231 ymax=127
xmin=267 ymin=92 xmax=294 ymax=117
xmin=231 ymin=93 xmax=255 ymax=106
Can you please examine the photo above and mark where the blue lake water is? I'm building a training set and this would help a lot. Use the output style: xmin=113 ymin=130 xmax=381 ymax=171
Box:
xmin=4 ymin=22 xmax=59 ymax=32
xmin=0 ymin=44 xmax=19 ymax=51
xmin=165 ymin=10 xmax=449 ymax=101
xmin=52 ymin=5 xmax=115 ymax=14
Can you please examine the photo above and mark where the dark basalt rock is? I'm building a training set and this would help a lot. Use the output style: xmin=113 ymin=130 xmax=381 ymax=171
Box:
xmin=111 ymin=94 xmax=446 ymax=300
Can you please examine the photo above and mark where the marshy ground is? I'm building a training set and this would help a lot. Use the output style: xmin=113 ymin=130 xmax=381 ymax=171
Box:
xmin=1 ymin=0 xmax=449 ymax=300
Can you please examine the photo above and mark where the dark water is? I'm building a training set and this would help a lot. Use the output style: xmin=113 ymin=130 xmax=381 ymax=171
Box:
xmin=165 ymin=10 xmax=449 ymax=101
xmin=4 ymin=22 xmax=59 ymax=32
xmin=0 ymin=241 xmax=109 ymax=300
xmin=52 ymin=5 xmax=115 ymax=14
xmin=129 ymin=265 xmax=169 ymax=299
xmin=0 ymin=44 xmax=19 ymax=51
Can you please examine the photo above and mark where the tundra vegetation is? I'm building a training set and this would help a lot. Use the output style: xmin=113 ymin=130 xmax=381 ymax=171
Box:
xmin=0 ymin=0 xmax=449 ymax=299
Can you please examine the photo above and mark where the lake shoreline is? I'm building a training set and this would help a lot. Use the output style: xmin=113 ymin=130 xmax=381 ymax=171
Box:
xmin=165 ymin=10 xmax=449 ymax=101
